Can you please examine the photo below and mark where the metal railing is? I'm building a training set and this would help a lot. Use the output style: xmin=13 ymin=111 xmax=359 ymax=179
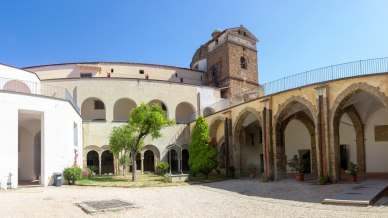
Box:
xmin=188 ymin=57 xmax=388 ymax=120
xmin=0 ymin=77 xmax=80 ymax=113
xmin=262 ymin=57 xmax=388 ymax=95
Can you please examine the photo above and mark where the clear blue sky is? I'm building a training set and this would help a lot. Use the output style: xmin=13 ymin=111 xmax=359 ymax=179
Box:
xmin=1 ymin=0 xmax=388 ymax=83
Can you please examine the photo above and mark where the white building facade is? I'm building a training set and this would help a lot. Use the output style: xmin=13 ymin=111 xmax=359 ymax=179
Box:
xmin=0 ymin=64 xmax=82 ymax=189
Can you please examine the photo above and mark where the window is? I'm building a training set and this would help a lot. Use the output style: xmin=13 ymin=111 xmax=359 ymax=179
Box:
xmin=175 ymin=73 xmax=178 ymax=77
xmin=238 ymin=30 xmax=241 ymax=35
xmin=74 ymin=123 xmax=78 ymax=146
xmin=215 ymin=39 xmax=218 ymax=45
xmin=139 ymin=70 xmax=144 ymax=74
xmin=180 ymin=78 xmax=183 ymax=83
xmin=94 ymin=100 xmax=105 ymax=109
xmin=240 ymin=57 xmax=247 ymax=69
xmin=243 ymin=32 xmax=246 ymax=36
xmin=80 ymin=73 xmax=92 ymax=78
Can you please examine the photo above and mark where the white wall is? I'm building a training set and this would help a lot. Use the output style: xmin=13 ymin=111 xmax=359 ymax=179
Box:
xmin=0 ymin=92 xmax=82 ymax=189
xmin=364 ymin=107 xmax=388 ymax=172
xmin=339 ymin=114 xmax=357 ymax=164
xmin=27 ymin=63 xmax=205 ymax=86
xmin=284 ymin=119 xmax=311 ymax=172
xmin=0 ymin=64 xmax=40 ymax=83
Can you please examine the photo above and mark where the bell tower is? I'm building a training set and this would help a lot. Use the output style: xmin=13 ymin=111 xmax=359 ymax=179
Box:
xmin=191 ymin=25 xmax=259 ymax=99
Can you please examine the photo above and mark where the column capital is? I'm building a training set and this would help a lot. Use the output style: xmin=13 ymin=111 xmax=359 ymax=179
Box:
xmin=315 ymin=85 xmax=328 ymax=97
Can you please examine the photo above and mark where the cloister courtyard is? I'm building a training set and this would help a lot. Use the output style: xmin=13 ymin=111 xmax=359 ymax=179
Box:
xmin=1 ymin=178 xmax=387 ymax=218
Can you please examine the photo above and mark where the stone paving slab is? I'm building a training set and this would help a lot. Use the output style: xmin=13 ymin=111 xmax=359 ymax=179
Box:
xmin=76 ymin=199 xmax=137 ymax=214
xmin=322 ymin=180 xmax=388 ymax=206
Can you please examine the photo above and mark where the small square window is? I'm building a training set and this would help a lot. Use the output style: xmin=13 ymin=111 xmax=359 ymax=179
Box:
xmin=175 ymin=73 xmax=178 ymax=77
xmin=215 ymin=39 xmax=218 ymax=45
xmin=94 ymin=100 xmax=105 ymax=109
xmin=139 ymin=70 xmax=144 ymax=74
xmin=180 ymin=78 xmax=183 ymax=83
xmin=81 ymin=73 xmax=92 ymax=78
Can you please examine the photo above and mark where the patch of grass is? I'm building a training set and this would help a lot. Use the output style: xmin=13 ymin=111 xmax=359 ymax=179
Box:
xmin=75 ymin=173 xmax=186 ymax=188
xmin=75 ymin=172 xmax=229 ymax=188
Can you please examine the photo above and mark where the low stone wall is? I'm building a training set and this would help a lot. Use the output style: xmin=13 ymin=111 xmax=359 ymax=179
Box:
xmin=167 ymin=174 xmax=189 ymax=183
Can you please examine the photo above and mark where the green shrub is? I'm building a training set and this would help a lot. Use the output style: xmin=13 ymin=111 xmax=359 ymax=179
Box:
xmin=156 ymin=162 xmax=169 ymax=173
xmin=63 ymin=167 xmax=82 ymax=184
xmin=189 ymin=116 xmax=218 ymax=179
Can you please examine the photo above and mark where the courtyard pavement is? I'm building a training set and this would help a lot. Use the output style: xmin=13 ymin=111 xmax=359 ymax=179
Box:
xmin=0 ymin=179 xmax=387 ymax=217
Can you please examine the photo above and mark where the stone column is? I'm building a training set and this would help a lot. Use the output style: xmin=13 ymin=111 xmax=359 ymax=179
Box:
xmin=224 ymin=114 xmax=233 ymax=177
xmin=141 ymin=157 xmax=144 ymax=174
xmin=261 ymin=98 xmax=274 ymax=179
xmin=98 ymin=153 xmax=102 ymax=175
xmin=178 ymin=158 xmax=182 ymax=173
xmin=315 ymin=86 xmax=329 ymax=179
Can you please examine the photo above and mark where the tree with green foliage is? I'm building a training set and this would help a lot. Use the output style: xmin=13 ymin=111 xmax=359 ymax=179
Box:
xmin=109 ymin=103 xmax=174 ymax=181
xmin=109 ymin=124 xmax=135 ymax=176
xmin=189 ymin=116 xmax=218 ymax=179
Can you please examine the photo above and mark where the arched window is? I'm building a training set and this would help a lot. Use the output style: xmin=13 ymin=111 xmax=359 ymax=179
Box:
xmin=81 ymin=97 xmax=106 ymax=121
xmin=175 ymin=102 xmax=195 ymax=123
xmin=113 ymin=98 xmax=137 ymax=122
xmin=148 ymin=100 xmax=168 ymax=118
xmin=240 ymin=57 xmax=247 ymax=69
xmin=3 ymin=80 xmax=31 ymax=94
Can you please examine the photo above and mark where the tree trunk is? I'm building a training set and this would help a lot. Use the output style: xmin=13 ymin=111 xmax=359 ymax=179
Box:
xmin=131 ymin=150 xmax=137 ymax=181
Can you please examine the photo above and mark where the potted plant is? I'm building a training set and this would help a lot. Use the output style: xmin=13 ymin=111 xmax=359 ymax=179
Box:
xmin=348 ymin=162 xmax=358 ymax=183
xmin=287 ymin=156 xmax=306 ymax=182
xmin=247 ymin=164 xmax=257 ymax=179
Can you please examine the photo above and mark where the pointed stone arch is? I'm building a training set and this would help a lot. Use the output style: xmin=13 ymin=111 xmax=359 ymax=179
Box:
xmin=273 ymin=95 xmax=318 ymax=126
xmin=272 ymin=95 xmax=318 ymax=180
xmin=329 ymin=82 xmax=388 ymax=179
xmin=330 ymin=82 xmax=388 ymax=123
xmin=232 ymin=107 xmax=263 ymax=177
xmin=233 ymin=107 xmax=263 ymax=142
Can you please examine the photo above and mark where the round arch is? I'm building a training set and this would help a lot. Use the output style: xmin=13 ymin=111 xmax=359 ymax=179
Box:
xmin=141 ymin=144 xmax=161 ymax=159
xmin=141 ymin=145 xmax=160 ymax=173
xmin=3 ymin=80 xmax=31 ymax=94
xmin=86 ymin=150 xmax=99 ymax=174
xmin=148 ymin=99 xmax=168 ymax=118
xmin=81 ymin=97 xmax=106 ymax=121
xmin=203 ymin=107 xmax=215 ymax=117
xmin=113 ymin=98 xmax=137 ymax=121
xmin=209 ymin=116 xmax=224 ymax=140
xmin=175 ymin=102 xmax=195 ymax=123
